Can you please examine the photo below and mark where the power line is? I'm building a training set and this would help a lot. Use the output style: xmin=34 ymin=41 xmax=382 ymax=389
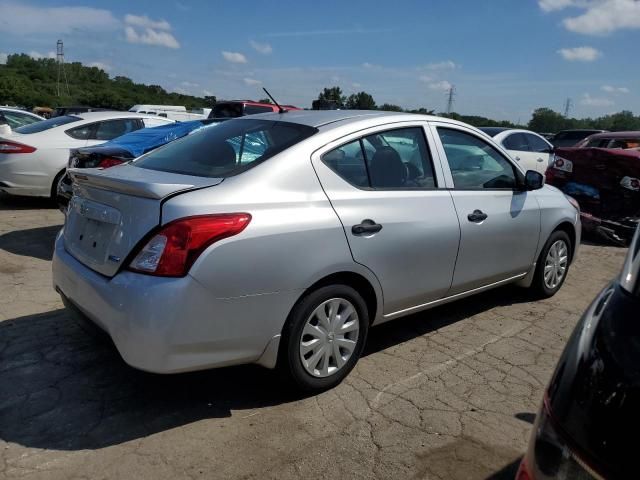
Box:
xmin=446 ymin=85 xmax=456 ymax=115
xmin=56 ymin=40 xmax=70 ymax=97
xmin=563 ymin=97 xmax=572 ymax=118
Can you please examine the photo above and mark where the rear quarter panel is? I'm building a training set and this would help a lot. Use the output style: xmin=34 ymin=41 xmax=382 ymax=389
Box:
xmin=534 ymin=185 xmax=581 ymax=261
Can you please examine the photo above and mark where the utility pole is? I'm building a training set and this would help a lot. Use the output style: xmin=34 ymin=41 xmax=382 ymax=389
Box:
xmin=563 ymin=97 xmax=572 ymax=118
xmin=445 ymin=85 xmax=456 ymax=115
xmin=56 ymin=40 xmax=70 ymax=97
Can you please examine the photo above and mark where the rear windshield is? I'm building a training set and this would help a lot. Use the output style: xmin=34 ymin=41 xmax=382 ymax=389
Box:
xmin=211 ymin=103 xmax=244 ymax=118
xmin=133 ymin=118 xmax=318 ymax=177
xmin=14 ymin=115 xmax=81 ymax=134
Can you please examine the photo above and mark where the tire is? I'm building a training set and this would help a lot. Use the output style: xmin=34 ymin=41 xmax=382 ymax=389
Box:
xmin=279 ymin=284 xmax=369 ymax=392
xmin=531 ymin=230 xmax=572 ymax=298
xmin=50 ymin=170 xmax=66 ymax=202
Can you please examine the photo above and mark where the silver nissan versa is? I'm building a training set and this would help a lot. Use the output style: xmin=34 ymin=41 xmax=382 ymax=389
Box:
xmin=52 ymin=110 xmax=581 ymax=391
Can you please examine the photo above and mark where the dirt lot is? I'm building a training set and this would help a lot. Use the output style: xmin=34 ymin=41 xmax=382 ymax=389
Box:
xmin=0 ymin=193 xmax=628 ymax=480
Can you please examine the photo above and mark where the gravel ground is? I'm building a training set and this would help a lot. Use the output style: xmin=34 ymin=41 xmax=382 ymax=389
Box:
xmin=0 ymin=193 xmax=628 ymax=480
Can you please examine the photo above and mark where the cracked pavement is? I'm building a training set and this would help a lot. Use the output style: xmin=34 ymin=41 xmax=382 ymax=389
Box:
xmin=0 ymin=193 xmax=628 ymax=480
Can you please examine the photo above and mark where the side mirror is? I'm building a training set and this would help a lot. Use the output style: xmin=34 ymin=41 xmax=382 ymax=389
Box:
xmin=524 ymin=170 xmax=544 ymax=190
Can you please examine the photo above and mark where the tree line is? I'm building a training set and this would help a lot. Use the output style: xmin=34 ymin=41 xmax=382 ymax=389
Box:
xmin=1 ymin=54 xmax=638 ymax=132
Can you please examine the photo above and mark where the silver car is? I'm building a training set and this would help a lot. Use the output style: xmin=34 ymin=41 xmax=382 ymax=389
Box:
xmin=52 ymin=111 xmax=581 ymax=391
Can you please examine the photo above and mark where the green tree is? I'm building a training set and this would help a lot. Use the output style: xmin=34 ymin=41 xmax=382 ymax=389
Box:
xmin=312 ymin=86 xmax=346 ymax=109
xmin=528 ymin=108 xmax=570 ymax=133
xmin=379 ymin=103 xmax=403 ymax=112
xmin=346 ymin=91 xmax=376 ymax=110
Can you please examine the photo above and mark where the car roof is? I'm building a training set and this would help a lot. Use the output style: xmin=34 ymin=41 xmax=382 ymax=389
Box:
xmin=74 ymin=111 xmax=172 ymax=121
xmin=233 ymin=110 xmax=469 ymax=130
xmin=585 ymin=131 xmax=640 ymax=139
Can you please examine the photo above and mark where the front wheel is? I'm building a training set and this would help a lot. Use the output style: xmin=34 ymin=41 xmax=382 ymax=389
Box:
xmin=280 ymin=285 xmax=369 ymax=392
xmin=531 ymin=230 xmax=572 ymax=298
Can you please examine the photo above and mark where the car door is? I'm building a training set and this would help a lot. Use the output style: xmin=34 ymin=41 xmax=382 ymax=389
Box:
xmin=524 ymin=133 xmax=554 ymax=174
xmin=312 ymin=123 xmax=461 ymax=316
xmin=502 ymin=132 xmax=539 ymax=173
xmin=431 ymin=123 xmax=541 ymax=294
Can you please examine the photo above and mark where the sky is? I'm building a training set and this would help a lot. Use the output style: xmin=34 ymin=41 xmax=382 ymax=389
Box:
xmin=0 ymin=0 xmax=638 ymax=122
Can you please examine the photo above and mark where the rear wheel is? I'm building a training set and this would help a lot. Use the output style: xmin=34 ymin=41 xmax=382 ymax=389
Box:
xmin=531 ymin=230 xmax=572 ymax=298
xmin=280 ymin=284 xmax=369 ymax=392
xmin=50 ymin=170 xmax=66 ymax=202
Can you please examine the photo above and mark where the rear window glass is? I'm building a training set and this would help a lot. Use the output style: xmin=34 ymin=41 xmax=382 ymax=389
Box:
xmin=134 ymin=119 xmax=318 ymax=178
xmin=14 ymin=115 xmax=81 ymax=134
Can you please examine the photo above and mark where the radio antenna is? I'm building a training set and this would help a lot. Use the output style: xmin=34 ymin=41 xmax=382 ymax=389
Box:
xmin=262 ymin=87 xmax=286 ymax=114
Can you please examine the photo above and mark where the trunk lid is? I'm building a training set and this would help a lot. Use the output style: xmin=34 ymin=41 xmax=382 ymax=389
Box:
xmin=64 ymin=164 xmax=223 ymax=277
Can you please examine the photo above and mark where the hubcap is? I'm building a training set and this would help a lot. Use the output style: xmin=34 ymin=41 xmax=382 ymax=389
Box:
xmin=299 ymin=298 xmax=360 ymax=378
xmin=544 ymin=240 xmax=568 ymax=290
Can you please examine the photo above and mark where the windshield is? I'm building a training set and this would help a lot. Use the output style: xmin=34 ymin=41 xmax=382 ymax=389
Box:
xmin=14 ymin=115 xmax=81 ymax=134
xmin=133 ymin=118 xmax=318 ymax=177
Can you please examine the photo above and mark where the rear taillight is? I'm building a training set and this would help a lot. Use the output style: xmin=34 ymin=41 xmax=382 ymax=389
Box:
xmin=128 ymin=214 xmax=251 ymax=277
xmin=516 ymin=457 xmax=533 ymax=480
xmin=0 ymin=141 xmax=36 ymax=154
xmin=97 ymin=157 xmax=125 ymax=168
xmin=620 ymin=176 xmax=640 ymax=191
xmin=553 ymin=157 xmax=573 ymax=173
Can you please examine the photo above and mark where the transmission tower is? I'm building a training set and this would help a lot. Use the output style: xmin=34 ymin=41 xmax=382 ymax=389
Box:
xmin=56 ymin=40 xmax=70 ymax=97
xmin=446 ymin=85 xmax=456 ymax=115
xmin=563 ymin=98 xmax=572 ymax=118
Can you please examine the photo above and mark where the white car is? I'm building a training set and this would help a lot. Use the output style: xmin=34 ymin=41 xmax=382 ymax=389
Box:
xmin=0 ymin=107 xmax=45 ymax=129
xmin=0 ymin=111 xmax=174 ymax=198
xmin=479 ymin=128 xmax=554 ymax=174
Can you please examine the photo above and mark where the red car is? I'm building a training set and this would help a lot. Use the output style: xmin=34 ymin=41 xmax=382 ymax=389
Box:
xmin=546 ymin=132 xmax=640 ymax=244
xmin=209 ymin=100 xmax=301 ymax=118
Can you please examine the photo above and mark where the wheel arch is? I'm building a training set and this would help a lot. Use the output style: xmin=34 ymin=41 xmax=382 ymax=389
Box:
xmin=553 ymin=221 xmax=577 ymax=263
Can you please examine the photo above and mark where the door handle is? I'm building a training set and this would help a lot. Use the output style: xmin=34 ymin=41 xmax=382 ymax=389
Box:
xmin=352 ymin=219 xmax=383 ymax=235
xmin=537 ymin=158 xmax=544 ymax=162
xmin=515 ymin=156 xmax=521 ymax=161
xmin=467 ymin=210 xmax=488 ymax=223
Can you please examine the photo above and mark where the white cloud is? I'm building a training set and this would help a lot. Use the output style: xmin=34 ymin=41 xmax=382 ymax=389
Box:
xmin=222 ymin=51 xmax=247 ymax=64
xmin=124 ymin=14 xmax=171 ymax=30
xmin=362 ymin=62 xmax=380 ymax=69
xmin=580 ymin=93 xmax=614 ymax=107
xmin=249 ymin=40 xmax=272 ymax=54
xmin=181 ymin=81 xmax=199 ymax=87
xmin=540 ymin=0 xmax=640 ymax=35
xmin=88 ymin=61 xmax=111 ymax=71
xmin=428 ymin=80 xmax=452 ymax=91
xmin=602 ymin=85 xmax=629 ymax=93
xmin=124 ymin=14 xmax=179 ymax=48
xmin=125 ymin=25 xmax=180 ymax=49
xmin=0 ymin=3 xmax=120 ymax=35
xmin=352 ymin=82 xmax=362 ymax=88
xmin=0 ymin=53 xmax=7 ymax=64
xmin=243 ymin=77 xmax=261 ymax=86
xmin=419 ymin=75 xmax=433 ymax=83
xmin=424 ymin=60 xmax=457 ymax=70
xmin=28 ymin=51 xmax=56 ymax=60
xmin=557 ymin=46 xmax=601 ymax=61
xmin=203 ymin=89 xmax=214 ymax=96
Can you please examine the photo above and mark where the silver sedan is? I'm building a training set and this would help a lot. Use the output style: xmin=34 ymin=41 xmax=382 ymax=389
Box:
xmin=52 ymin=110 xmax=581 ymax=392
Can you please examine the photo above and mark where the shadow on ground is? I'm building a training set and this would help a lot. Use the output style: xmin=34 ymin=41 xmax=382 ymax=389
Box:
xmin=0 ymin=224 xmax=62 ymax=261
xmin=0 ymin=283 xmax=536 ymax=453
xmin=0 ymin=192 xmax=57 ymax=211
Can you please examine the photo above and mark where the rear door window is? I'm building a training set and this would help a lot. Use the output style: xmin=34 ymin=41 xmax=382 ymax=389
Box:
xmin=66 ymin=124 xmax=93 ymax=140
xmin=134 ymin=119 xmax=317 ymax=177
xmin=502 ymin=133 xmax=530 ymax=151
xmin=322 ymin=127 xmax=437 ymax=189
xmin=91 ymin=119 xmax=140 ymax=140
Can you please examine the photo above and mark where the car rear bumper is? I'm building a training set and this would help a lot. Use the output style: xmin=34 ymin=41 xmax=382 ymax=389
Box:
xmin=52 ymin=231 xmax=300 ymax=373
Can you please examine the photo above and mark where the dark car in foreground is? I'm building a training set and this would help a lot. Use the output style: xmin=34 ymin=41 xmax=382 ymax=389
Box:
xmin=517 ymin=225 xmax=640 ymax=480
xmin=57 ymin=118 xmax=225 ymax=209
xmin=546 ymin=143 xmax=640 ymax=245
xmin=551 ymin=129 xmax=607 ymax=148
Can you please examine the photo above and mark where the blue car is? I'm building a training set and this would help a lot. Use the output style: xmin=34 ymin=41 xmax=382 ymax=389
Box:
xmin=57 ymin=118 xmax=226 ymax=209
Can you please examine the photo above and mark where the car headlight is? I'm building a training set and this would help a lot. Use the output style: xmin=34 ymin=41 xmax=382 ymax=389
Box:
xmin=564 ymin=194 xmax=580 ymax=213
